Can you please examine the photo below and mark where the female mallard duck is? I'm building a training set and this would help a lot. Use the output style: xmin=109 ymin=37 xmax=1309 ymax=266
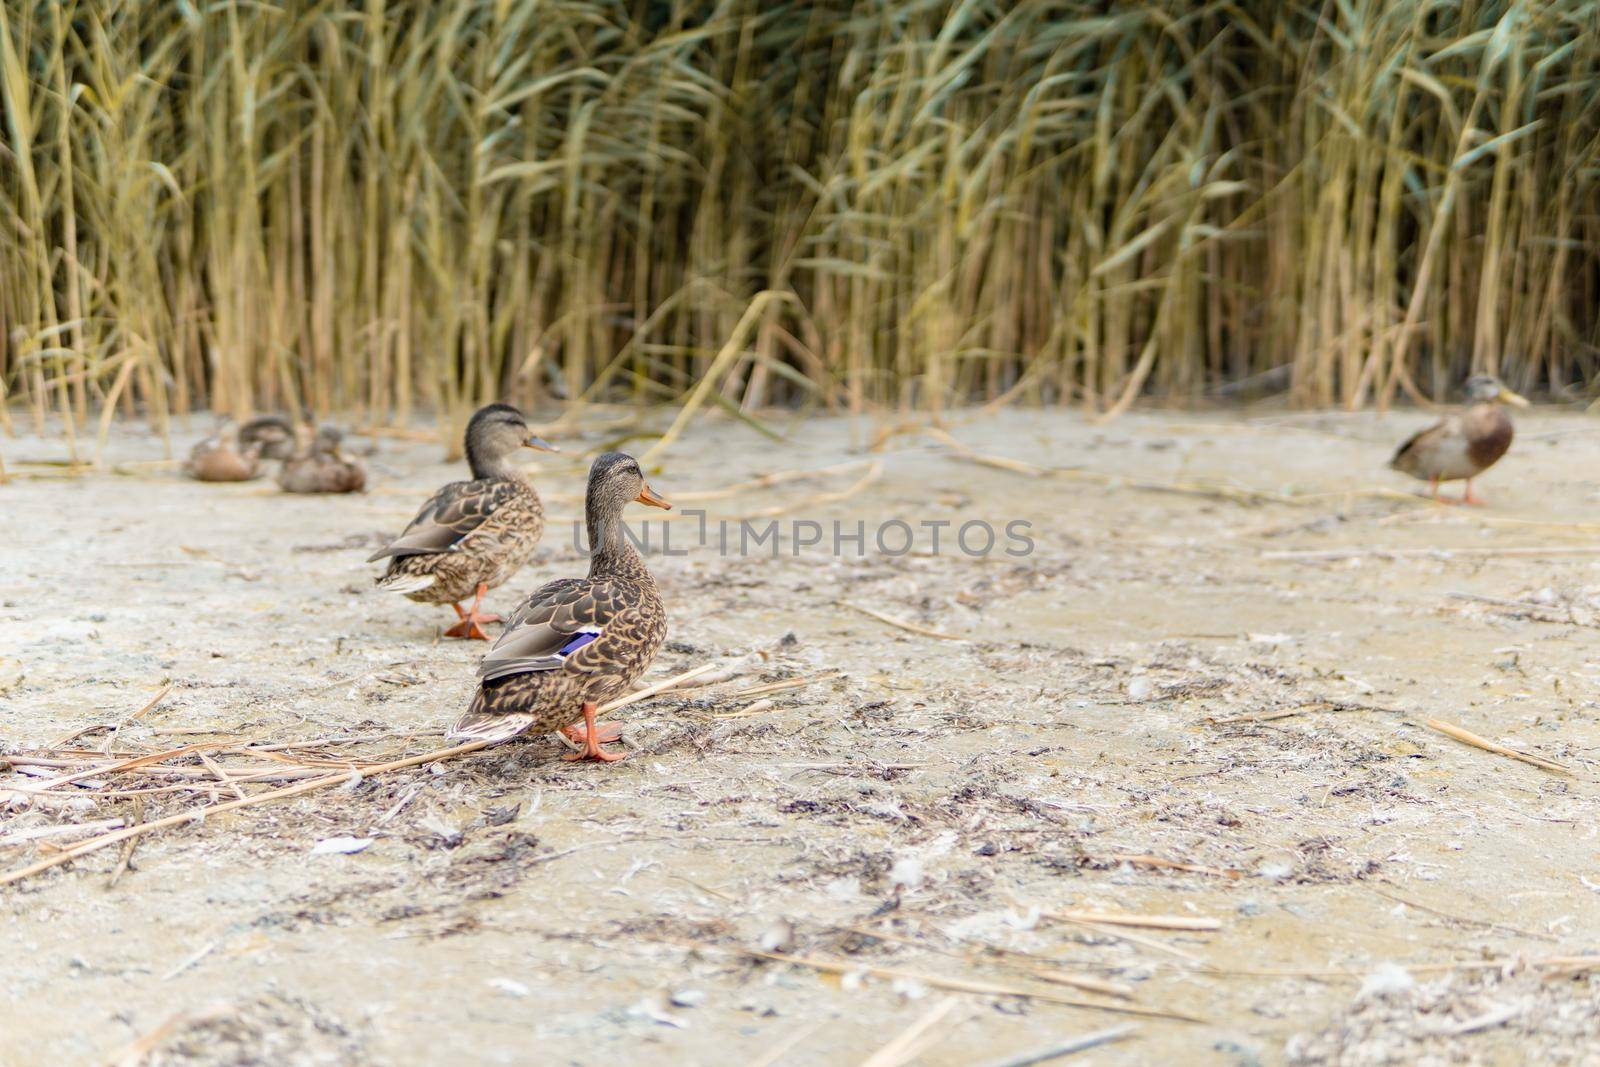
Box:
xmin=185 ymin=414 xmax=295 ymax=482
xmin=369 ymin=404 xmax=556 ymax=639
xmin=449 ymin=452 xmax=671 ymax=761
xmin=1389 ymin=374 xmax=1529 ymax=505
xmin=279 ymin=425 xmax=368 ymax=494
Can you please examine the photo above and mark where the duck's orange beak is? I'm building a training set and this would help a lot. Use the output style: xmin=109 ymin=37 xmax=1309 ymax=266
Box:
xmin=635 ymin=484 xmax=671 ymax=510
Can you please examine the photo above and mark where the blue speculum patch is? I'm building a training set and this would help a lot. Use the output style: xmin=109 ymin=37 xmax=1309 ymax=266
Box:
xmin=559 ymin=631 xmax=599 ymax=657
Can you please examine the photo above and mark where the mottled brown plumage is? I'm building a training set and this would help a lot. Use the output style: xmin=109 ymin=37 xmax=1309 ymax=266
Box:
xmin=185 ymin=415 xmax=295 ymax=482
xmin=279 ymin=425 xmax=368 ymax=494
xmin=369 ymin=404 xmax=557 ymax=639
xmin=449 ymin=452 xmax=672 ymax=761
xmin=1389 ymin=374 xmax=1528 ymax=505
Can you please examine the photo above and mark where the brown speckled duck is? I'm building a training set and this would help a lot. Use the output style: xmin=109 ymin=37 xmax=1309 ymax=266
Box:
xmin=1389 ymin=374 xmax=1528 ymax=505
xmin=279 ymin=425 xmax=367 ymax=494
xmin=449 ymin=452 xmax=671 ymax=761
xmin=185 ymin=415 xmax=295 ymax=482
xmin=368 ymin=404 xmax=556 ymax=639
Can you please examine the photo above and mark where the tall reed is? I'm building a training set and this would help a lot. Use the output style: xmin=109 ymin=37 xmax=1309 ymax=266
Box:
xmin=3 ymin=1 xmax=1599 ymax=453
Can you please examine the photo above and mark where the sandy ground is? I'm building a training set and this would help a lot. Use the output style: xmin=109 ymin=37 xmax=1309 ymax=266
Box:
xmin=5 ymin=405 xmax=1600 ymax=1066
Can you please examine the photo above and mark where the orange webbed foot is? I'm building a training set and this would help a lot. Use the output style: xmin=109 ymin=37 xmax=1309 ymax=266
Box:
xmin=561 ymin=722 xmax=623 ymax=745
xmin=443 ymin=614 xmax=497 ymax=641
xmin=560 ymin=703 xmax=626 ymax=763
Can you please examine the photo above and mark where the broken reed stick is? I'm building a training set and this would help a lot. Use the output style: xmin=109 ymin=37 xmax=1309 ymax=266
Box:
xmin=702 ymin=944 xmax=1204 ymax=1022
xmin=48 ymin=679 xmax=173 ymax=749
xmin=1422 ymin=718 xmax=1573 ymax=775
xmin=733 ymin=460 xmax=884 ymax=520
xmin=1051 ymin=909 xmax=1221 ymax=932
xmin=927 ymin=427 xmax=1294 ymax=506
xmin=1205 ymin=702 xmax=1334 ymax=726
xmin=841 ymin=602 xmax=968 ymax=642
xmin=1028 ymin=969 xmax=1136 ymax=999
xmin=839 ymin=923 xmax=1136 ymax=1000
xmin=591 ymin=662 xmax=726 ymax=723
xmin=856 ymin=996 xmax=964 ymax=1067
xmin=1368 ymin=886 xmax=1554 ymax=942
xmin=0 ymin=739 xmax=491 ymax=888
xmin=673 ymin=459 xmax=877 ymax=503
xmin=0 ymin=817 xmax=125 ymax=848
xmin=978 ymin=1025 xmax=1138 ymax=1067
xmin=9 ymin=741 xmax=240 ymax=794
xmin=0 ymin=664 xmax=723 ymax=887
xmin=729 ymin=671 xmax=843 ymax=699
xmin=1048 ymin=917 xmax=1208 ymax=964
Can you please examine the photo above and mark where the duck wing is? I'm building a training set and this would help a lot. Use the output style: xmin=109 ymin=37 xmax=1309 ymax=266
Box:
xmin=366 ymin=478 xmax=520 ymax=562
xmin=476 ymin=577 xmax=642 ymax=683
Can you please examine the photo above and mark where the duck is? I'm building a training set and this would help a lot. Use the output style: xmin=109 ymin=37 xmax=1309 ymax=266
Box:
xmin=1389 ymin=374 xmax=1529 ymax=505
xmin=449 ymin=451 xmax=672 ymax=761
xmin=368 ymin=404 xmax=556 ymax=639
xmin=278 ymin=425 xmax=368 ymax=494
xmin=185 ymin=414 xmax=295 ymax=482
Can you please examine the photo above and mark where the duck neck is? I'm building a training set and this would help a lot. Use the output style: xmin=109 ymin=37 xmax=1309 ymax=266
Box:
xmin=586 ymin=502 xmax=648 ymax=579
xmin=467 ymin=444 xmax=519 ymax=481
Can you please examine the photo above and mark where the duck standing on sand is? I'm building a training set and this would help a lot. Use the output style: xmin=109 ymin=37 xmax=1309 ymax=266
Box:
xmin=279 ymin=425 xmax=367 ymax=494
xmin=450 ymin=452 xmax=671 ymax=762
xmin=1389 ymin=374 xmax=1529 ymax=505
xmin=368 ymin=404 xmax=556 ymax=639
xmin=186 ymin=414 xmax=295 ymax=482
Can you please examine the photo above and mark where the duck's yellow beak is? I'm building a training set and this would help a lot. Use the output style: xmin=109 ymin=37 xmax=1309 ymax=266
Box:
xmin=524 ymin=435 xmax=560 ymax=452
xmin=635 ymin=484 xmax=672 ymax=510
xmin=1499 ymin=387 xmax=1530 ymax=408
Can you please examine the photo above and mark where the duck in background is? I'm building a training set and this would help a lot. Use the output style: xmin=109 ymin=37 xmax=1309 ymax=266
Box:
xmin=368 ymin=404 xmax=556 ymax=640
xmin=279 ymin=425 xmax=367 ymax=494
xmin=185 ymin=414 xmax=295 ymax=482
xmin=1389 ymin=374 xmax=1529 ymax=505
xmin=450 ymin=451 xmax=671 ymax=762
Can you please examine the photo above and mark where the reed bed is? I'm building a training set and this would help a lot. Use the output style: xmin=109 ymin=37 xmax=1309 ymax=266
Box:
xmin=4 ymin=0 xmax=1600 ymax=452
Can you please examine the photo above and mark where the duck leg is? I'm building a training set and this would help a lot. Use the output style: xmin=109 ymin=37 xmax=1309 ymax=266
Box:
xmin=561 ymin=702 xmax=626 ymax=762
xmin=1427 ymin=477 xmax=1463 ymax=506
xmin=1461 ymin=479 xmax=1487 ymax=506
xmin=561 ymin=720 xmax=623 ymax=745
xmin=443 ymin=583 xmax=503 ymax=641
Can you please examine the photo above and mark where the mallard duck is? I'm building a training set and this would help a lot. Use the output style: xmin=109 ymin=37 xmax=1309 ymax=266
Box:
xmin=1389 ymin=374 xmax=1529 ymax=505
xmin=449 ymin=452 xmax=672 ymax=761
xmin=185 ymin=414 xmax=295 ymax=482
xmin=368 ymin=404 xmax=556 ymax=640
xmin=279 ymin=425 xmax=368 ymax=494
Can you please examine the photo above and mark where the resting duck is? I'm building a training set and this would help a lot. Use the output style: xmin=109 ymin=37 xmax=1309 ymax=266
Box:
xmin=279 ymin=425 xmax=367 ymax=494
xmin=368 ymin=404 xmax=555 ymax=639
xmin=1389 ymin=374 xmax=1528 ymax=505
xmin=186 ymin=414 xmax=295 ymax=482
xmin=449 ymin=452 xmax=671 ymax=761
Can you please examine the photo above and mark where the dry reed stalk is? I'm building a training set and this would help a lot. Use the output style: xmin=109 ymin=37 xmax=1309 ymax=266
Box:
xmin=1422 ymin=718 xmax=1574 ymax=776
xmin=7 ymin=5 xmax=1600 ymax=430
xmin=0 ymin=664 xmax=718 ymax=886
xmin=841 ymin=602 xmax=968 ymax=642
xmin=731 ymin=461 xmax=884 ymax=520
xmin=697 ymin=944 xmax=1205 ymax=1023
xmin=0 ymin=740 xmax=492 ymax=888
xmin=856 ymin=997 xmax=964 ymax=1067
xmin=1050 ymin=910 xmax=1221 ymax=932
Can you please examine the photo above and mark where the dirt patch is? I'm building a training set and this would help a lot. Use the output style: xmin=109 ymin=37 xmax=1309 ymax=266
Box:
xmin=5 ymin=408 xmax=1600 ymax=1064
